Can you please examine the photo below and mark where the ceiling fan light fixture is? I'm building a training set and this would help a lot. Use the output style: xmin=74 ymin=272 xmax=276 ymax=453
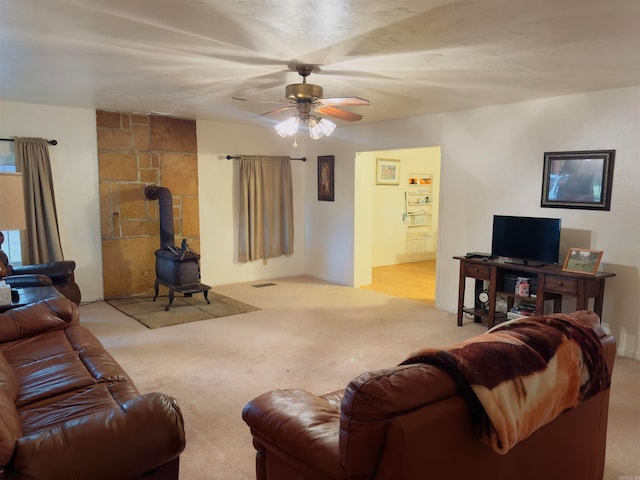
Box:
xmin=308 ymin=117 xmax=336 ymax=139
xmin=308 ymin=117 xmax=322 ymax=140
xmin=275 ymin=116 xmax=299 ymax=137
xmin=317 ymin=118 xmax=336 ymax=137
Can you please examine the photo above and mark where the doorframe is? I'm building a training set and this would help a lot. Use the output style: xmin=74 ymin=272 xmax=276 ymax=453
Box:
xmin=353 ymin=146 xmax=442 ymax=297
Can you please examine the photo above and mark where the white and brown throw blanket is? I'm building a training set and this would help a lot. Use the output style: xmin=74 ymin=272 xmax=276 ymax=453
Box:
xmin=400 ymin=311 xmax=611 ymax=454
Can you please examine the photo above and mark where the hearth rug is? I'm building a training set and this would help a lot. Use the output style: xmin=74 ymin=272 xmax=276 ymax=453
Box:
xmin=106 ymin=292 xmax=260 ymax=329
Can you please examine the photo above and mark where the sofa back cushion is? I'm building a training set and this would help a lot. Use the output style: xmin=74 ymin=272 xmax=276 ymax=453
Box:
xmin=0 ymin=297 xmax=79 ymax=343
xmin=339 ymin=363 xmax=456 ymax=479
xmin=0 ymin=352 xmax=22 ymax=466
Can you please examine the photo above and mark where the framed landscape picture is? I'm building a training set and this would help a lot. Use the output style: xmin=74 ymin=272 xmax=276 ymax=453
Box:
xmin=318 ymin=155 xmax=334 ymax=201
xmin=376 ymin=158 xmax=400 ymax=185
xmin=541 ymin=150 xmax=615 ymax=210
xmin=562 ymin=248 xmax=604 ymax=275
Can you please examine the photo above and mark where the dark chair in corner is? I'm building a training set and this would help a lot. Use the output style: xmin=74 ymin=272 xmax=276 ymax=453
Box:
xmin=1 ymin=253 xmax=81 ymax=304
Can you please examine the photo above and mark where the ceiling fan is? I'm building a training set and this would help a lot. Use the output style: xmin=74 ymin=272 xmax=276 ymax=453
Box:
xmin=232 ymin=65 xmax=370 ymax=129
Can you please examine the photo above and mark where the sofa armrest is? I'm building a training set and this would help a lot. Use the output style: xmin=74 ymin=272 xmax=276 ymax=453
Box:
xmin=242 ymin=389 xmax=343 ymax=478
xmin=11 ymin=392 xmax=186 ymax=480
xmin=0 ymin=297 xmax=78 ymax=342
xmin=4 ymin=274 xmax=54 ymax=288
xmin=11 ymin=261 xmax=76 ymax=281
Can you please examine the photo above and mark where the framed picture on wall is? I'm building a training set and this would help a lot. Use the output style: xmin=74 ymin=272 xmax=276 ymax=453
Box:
xmin=318 ymin=155 xmax=334 ymax=201
xmin=376 ymin=158 xmax=400 ymax=185
xmin=562 ymin=248 xmax=604 ymax=275
xmin=541 ymin=150 xmax=615 ymax=210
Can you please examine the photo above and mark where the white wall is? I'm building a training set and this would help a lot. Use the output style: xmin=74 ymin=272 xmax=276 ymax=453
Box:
xmin=0 ymin=101 xmax=103 ymax=301
xmin=306 ymin=86 xmax=640 ymax=359
xmin=300 ymin=135 xmax=361 ymax=285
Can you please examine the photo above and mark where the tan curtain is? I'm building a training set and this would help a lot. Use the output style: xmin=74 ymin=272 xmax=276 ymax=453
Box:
xmin=14 ymin=137 xmax=64 ymax=264
xmin=238 ymin=155 xmax=294 ymax=263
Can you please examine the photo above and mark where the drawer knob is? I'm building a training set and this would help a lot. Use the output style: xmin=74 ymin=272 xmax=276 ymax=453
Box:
xmin=474 ymin=267 xmax=479 ymax=272
xmin=557 ymin=281 xmax=564 ymax=286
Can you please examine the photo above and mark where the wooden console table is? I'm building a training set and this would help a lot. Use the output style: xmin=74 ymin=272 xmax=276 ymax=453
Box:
xmin=454 ymin=256 xmax=615 ymax=328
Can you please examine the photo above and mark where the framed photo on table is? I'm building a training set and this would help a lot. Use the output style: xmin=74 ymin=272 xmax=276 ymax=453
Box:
xmin=562 ymin=248 xmax=604 ymax=275
xmin=541 ymin=150 xmax=615 ymax=211
xmin=317 ymin=155 xmax=334 ymax=201
xmin=376 ymin=158 xmax=400 ymax=185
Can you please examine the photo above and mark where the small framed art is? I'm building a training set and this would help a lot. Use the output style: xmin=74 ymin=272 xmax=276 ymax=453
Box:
xmin=318 ymin=155 xmax=334 ymax=201
xmin=562 ymin=248 xmax=604 ymax=275
xmin=376 ymin=158 xmax=400 ymax=185
xmin=408 ymin=174 xmax=433 ymax=186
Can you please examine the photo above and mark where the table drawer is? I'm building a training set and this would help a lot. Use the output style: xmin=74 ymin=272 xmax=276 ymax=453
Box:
xmin=544 ymin=275 xmax=578 ymax=295
xmin=464 ymin=262 xmax=491 ymax=280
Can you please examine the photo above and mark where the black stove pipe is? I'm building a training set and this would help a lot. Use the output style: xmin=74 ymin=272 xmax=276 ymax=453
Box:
xmin=144 ymin=185 xmax=175 ymax=249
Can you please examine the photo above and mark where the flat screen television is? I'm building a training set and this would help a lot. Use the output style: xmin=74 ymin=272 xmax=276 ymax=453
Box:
xmin=491 ymin=215 xmax=562 ymax=266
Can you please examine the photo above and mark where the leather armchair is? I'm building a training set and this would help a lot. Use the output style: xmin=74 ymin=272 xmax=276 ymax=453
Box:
xmin=243 ymin=312 xmax=616 ymax=480
xmin=3 ymin=260 xmax=81 ymax=304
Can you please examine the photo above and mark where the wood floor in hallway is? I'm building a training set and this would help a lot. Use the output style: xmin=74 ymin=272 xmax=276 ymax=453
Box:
xmin=360 ymin=260 xmax=436 ymax=305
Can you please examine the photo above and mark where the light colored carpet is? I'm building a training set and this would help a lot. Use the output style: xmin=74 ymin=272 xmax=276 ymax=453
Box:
xmin=79 ymin=276 xmax=639 ymax=480
xmin=106 ymin=293 xmax=259 ymax=328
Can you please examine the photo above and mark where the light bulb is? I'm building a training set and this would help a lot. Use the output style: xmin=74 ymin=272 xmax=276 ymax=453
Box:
xmin=275 ymin=116 xmax=299 ymax=137
xmin=308 ymin=117 xmax=322 ymax=140
xmin=318 ymin=118 xmax=336 ymax=136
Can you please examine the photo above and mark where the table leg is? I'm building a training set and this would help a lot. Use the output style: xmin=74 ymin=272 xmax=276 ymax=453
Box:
xmin=457 ymin=262 xmax=466 ymax=326
xmin=593 ymin=279 xmax=606 ymax=318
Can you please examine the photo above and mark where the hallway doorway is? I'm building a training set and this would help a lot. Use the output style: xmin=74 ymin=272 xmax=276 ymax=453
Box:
xmin=354 ymin=146 xmax=441 ymax=307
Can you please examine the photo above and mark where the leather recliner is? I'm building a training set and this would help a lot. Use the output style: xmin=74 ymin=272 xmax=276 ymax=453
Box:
xmin=1 ymin=251 xmax=81 ymax=304
xmin=243 ymin=311 xmax=616 ymax=480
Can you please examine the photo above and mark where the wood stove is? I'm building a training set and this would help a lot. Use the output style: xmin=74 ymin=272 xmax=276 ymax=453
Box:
xmin=144 ymin=185 xmax=211 ymax=311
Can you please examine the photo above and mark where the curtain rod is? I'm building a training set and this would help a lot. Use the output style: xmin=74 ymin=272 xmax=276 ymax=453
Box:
xmin=226 ymin=155 xmax=306 ymax=161
xmin=0 ymin=137 xmax=58 ymax=145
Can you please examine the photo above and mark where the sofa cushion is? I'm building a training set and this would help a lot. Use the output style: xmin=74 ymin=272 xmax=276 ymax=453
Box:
xmin=0 ymin=352 xmax=22 ymax=466
xmin=0 ymin=297 xmax=78 ymax=343
xmin=2 ymin=326 xmax=134 ymax=409
xmin=19 ymin=381 xmax=139 ymax=436
xmin=12 ymin=392 xmax=185 ymax=480
xmin=0 ymin=391 xmax=22 ymax=466
xmin=0 ymin=352 xmax=18 ymax=401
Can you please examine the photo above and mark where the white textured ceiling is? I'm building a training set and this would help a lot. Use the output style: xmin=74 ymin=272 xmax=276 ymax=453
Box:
xmin=2 ymin=0 xmax=640 ymax=126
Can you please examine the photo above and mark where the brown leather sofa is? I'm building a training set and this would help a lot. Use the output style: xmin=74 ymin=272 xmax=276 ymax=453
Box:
xmin=0 ymin=297 xmax=185 ymax=479
xmin=243 ymin=312 xmax=616 ymax=480
xmin=3 ymin=260 xmax=82 ymax=304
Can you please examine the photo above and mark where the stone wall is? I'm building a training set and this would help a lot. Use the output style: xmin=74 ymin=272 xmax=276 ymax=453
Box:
xmin=97 ymin=111 xmax=199 ymax=298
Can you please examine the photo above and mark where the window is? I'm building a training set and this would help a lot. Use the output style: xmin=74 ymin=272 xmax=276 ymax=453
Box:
xmin=0 ymin=142 xmax=22 ymax=266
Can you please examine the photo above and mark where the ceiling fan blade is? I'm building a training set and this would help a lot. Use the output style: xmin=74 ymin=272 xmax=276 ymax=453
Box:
xmin=315 ymin=106 xmax=363 ymax=122
xmin=319 ymin=97 xmax=370 ymax=106
xmin=232 ymin=96 xmax=289 ymax=105
xmin=254 ymin=105 xmax=296 ymax=118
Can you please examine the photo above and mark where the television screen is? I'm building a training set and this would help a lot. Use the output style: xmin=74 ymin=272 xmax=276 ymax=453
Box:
xmin=491 ymin=215 xmax=562 ymax=265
